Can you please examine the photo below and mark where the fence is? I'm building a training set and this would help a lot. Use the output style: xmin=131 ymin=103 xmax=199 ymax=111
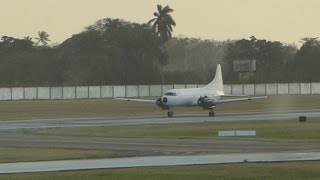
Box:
xmin=0 ymin=83 xmax=319 ymax=100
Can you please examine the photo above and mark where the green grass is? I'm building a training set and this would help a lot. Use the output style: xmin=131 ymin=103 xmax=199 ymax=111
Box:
xmin=0 ymin=95 xmax=319 ymax=120
xmin=1 ymin=161 xmax=320 ymax=179
xmin=0 ymin=99 xmax=163 ymax=120
xmin=36 ymin=119 xmax=320 ymax=142
xmin=0 ymin=147 xmax=114 ymax=163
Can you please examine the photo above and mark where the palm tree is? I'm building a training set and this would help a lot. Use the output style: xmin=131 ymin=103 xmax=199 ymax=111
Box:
xmin=35 ymin=31 xmax=50 ymax=46
xmin=148 ymin=5 xmax=176 ymax=43
xmin=23 ymin=36 xmax=34 ymax=47
xmin=24 ymin=36 xmax=33 ymax=41
xmin=148 ymin=5 xmax=176 ymax=92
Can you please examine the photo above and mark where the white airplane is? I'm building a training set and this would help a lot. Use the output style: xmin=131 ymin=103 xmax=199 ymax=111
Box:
xmin=116 ymin=64 xmax=267 ymax=117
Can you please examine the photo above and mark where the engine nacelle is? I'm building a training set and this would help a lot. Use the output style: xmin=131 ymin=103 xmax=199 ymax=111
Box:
xmin=156 ymin=97 xmax=169 ymax=110
xmin=197 ymin=96 xmax=217 ymax=110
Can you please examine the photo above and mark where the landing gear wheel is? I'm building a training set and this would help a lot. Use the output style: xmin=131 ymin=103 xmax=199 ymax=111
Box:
xmin=209 ymin=111 xmax=215 ymax=117
xmin=167 ymin=111 xmax=173 ymax=117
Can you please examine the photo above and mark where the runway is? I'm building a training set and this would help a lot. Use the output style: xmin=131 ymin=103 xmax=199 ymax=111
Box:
xmin=1 ymin=152 xmax=320 ymax=174
xmin=0 ymin=109 xmax=319 ymax=174
xmin=0 ymin=109 xmax=319 ymax=131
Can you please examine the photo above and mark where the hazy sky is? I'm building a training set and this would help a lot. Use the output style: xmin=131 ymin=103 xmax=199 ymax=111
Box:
xmin=1 ymin=0 xmax=319 ymax=45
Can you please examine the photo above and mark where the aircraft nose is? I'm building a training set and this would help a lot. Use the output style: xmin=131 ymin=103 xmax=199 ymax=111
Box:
xmin=162 ymin=97 xmax=168 ymax=103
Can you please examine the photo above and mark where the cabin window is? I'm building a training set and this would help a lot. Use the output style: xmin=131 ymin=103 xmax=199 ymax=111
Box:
xmin=164 ymin=92 xmax=177 ymax=96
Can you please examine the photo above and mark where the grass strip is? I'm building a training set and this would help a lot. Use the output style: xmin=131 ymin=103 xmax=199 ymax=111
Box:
xmin=36 ymin=119 xmax=320 ymax=142
xmin=0 ymin=147 xmax=114 ymax=163
xmin=0 ymin=95 xmax=319 ymax=120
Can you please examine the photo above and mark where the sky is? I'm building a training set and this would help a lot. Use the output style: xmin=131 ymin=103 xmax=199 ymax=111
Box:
xmin=0 ymin=0 xmax=319 ymax=45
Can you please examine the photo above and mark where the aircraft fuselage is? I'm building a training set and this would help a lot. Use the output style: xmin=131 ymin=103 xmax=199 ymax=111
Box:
xmin=161 ymin=87 xmax=224 ymax=107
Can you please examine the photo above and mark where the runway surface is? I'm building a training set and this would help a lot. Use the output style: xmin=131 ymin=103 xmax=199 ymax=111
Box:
xmin=1 ymin=152 xmax=320 ymax=174
xmin=0 ymin=109 xmax=319 ymax=131
xmin=0 ymin=109 xmax=319 ymax=174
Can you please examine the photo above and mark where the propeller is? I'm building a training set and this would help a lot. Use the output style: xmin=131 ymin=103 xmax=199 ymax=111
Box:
xmin=197 ymin=96 xmax=217 ymax=109
xmin=156 ymin=97 xmax=169 ymax=110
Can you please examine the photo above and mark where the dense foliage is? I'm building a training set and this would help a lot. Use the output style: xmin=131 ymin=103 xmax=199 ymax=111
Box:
xmin=0 ymin=18 xmax=320 ymax=86
xmin=0 ymin=19 xmax=164 ymax=86
xmin=223 ymin=36 xmax=320 ymax=83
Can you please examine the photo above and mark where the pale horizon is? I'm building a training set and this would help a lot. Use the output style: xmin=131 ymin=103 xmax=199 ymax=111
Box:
xmin=1 ymin=0 xmax=319 ymax=45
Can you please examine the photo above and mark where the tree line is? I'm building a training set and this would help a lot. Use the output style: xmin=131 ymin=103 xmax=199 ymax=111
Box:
xmin=223 ymin=36 xmax=320 ymax=83
xmin=0 ymin=7 xmax=320 ymax=86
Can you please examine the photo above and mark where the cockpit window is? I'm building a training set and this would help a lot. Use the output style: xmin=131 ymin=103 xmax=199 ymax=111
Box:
xmin=164 ymin=92 xmax=177 ymax=96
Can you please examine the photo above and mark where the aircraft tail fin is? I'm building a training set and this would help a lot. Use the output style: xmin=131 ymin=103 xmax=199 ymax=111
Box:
xmin=204 ymin=64 xmax=224 ymax=93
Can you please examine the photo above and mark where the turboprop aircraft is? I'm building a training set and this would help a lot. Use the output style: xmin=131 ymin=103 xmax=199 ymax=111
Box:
xmin=116 ymin=64 xmax=267 ymax=117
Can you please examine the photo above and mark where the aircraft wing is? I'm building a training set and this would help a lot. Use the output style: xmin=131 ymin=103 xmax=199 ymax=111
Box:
xmin=115 ymin=98 xmax=157 ymax=104
xmin=221 ymin=95 xmax=249 ymax=97
xmin=216 ymin=96 xmax=267 ymax=104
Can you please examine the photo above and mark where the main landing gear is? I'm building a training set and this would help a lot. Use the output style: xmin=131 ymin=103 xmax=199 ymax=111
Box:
xmin=167 ymin=107 xmax=174 ymax=117
xmin=209 ymin=109 xmax=215 ymax=117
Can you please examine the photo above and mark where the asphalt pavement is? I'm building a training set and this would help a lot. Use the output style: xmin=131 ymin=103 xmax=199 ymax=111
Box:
xmin=1 ymin=152 xmax=320 ymax=174
xmin=0 ymin=109 xmax=319 ymax=131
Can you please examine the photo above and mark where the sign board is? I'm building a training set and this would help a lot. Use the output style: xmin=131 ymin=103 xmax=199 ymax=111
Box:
xmin=233 ymin=60 xmax=256 ymax=72
xmin=218 ymin=130 xmax=256 ymax=137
